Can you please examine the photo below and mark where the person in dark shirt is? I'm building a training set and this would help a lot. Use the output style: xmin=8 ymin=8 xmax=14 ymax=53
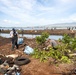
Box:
xmin=10 ymin=28 xmax=18 ymax=50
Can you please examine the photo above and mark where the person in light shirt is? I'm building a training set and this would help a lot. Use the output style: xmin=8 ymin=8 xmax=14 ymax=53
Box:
xmin=46 ymin=39 xmax=58 ymax=50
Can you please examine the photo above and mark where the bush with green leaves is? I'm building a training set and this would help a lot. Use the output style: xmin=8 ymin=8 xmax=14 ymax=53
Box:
xmin=61 ymin=56 xmax=71 ymax=63
xmin=62 ymin=34 xmax=76 ymax=51
xmin=36 ymin=32 xmax=49 ymax=45
xmin=32 ymin=48 xmax=49 ymax=62
xmin=32 ymin=47 xmax=72 ymax=63
xmin=32 ymin=34 xmax=75 ymax=64
xmin=62 ymin=34 xmax=72 ymax=44
xmin=70 ymin=38 xmax=76 ymax=50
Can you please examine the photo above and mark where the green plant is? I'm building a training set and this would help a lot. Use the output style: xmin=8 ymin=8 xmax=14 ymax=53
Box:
xmin=70 ymin=38 xmax=76 ymax=50
xmin=36 ymin=32 xmax=49 ymax=45
xmin=32 ymin=48 xmax=49 ymax=62
xmin=32 ymin=34 xmax=74 ymax=64
xmin=62 ymin=34 xmax=72 ymax=44
xmin=61 ymin=56 xmax=71 ymax=63
xmin=61 ymin=34 xmax=76 ymax=52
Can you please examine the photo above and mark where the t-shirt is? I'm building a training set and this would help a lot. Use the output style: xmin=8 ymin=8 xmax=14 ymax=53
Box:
xmin=10 ymin=30 xmax=18 ymax=38
xmin=50 ymin=40 xmax=58 ymax=47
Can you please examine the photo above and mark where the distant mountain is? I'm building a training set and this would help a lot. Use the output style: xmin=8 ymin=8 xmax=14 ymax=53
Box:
xmin=43 ymin=22 xmax=76 ymax=28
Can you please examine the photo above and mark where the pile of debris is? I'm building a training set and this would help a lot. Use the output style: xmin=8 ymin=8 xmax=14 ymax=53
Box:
xmin=0 ymin=54 xmax=30 ymax=75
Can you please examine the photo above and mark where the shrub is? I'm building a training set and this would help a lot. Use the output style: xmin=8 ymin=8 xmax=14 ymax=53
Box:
xmin=61 ymin=56 xmax=71 ymax=63
xmin=32 ymin=34 xmax=74 ymax=64
xmin=36 ymin=32 xmax=49 ymax=45
xmin=62 ymin=34 xmax=72 ymax=44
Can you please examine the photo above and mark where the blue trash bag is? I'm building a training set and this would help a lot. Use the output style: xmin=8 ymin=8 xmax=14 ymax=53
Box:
xmin=24 ymin=46 xmax=34 ymax=54
xmin=17 ymin=38 xmax=24 ymax=45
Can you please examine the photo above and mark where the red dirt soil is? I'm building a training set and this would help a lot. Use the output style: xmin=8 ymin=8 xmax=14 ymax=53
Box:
xmin=0 ymin=37 xmax=75 ymax=75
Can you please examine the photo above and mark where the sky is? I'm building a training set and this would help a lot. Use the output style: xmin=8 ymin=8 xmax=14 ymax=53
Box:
xmin=0 ymin=0 xmax=76 ymax=27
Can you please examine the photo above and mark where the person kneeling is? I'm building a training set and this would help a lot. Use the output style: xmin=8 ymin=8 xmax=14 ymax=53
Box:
xmin=46 ymin=39 xmax=58 ymax=50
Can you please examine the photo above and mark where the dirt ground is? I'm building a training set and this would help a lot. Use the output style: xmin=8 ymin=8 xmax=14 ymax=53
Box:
xmin=0 ymin=37 xmax=75 ymax=75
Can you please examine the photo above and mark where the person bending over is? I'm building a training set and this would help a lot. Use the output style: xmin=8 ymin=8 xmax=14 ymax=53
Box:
xmin=46 ymin=39 xmax=58 ymax=50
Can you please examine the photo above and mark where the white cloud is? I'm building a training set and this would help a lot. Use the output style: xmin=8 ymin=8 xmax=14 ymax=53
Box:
xmin=3 ymin=19 xmax=11 ymax=23
xmin=69 ymin=14 xmax=76 ymax=22
xmin=60 ymin=0 xmax=71 ymax=3
xmin=38 ymin=6 xmax=54 ymax=11
xmin=15 ymin=22 xmax=20 ymax=25
xmin=0 ymin=0 xmax=76 ymax=27
xmin=60 ymin=13 xmax=76 ymax=23
xmin=58 ymin=0 xmax=76 ymax=6
xmin=20 ymin=0 xmax=36 ymax=11
xmin=3 ymin=19 xmax=20 ymax=25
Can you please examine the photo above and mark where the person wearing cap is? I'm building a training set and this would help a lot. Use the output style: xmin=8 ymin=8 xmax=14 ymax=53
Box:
xmin=10 ymin=28 xmax=18 ymax=50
